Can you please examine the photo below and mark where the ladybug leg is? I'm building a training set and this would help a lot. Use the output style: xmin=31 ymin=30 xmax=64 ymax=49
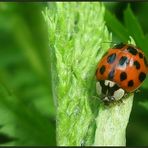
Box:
xmin=93 ymin=90 xmax=105 ymax=101
xmin=110 ymin=96 xmax=115 ymax=101
xmin=123 ymin=92 xmax=130 ymax=100
xmin=135 ymin=89 xmax=141 ymax=93
xmin=92 ymin=95 xmax=100 ymax=100
xmin=123 ymin=92 xmax=128 ymax=98
xmin=91 ymin=96 xmax=103 ymax=107
xmin=103 ymin=99 xmax=111 ymax=106
xmin=92 ymin=94 xmax=105 ymax=103
xmin=117 ymin=98 xmax=125 ymax=105
xmin=102 ymin=97 xmax=110 ymax=102
xmin=118 ymin=92 xmax=131 ymax=105
xmin=94 ymin=95 xmax=109 ymax=105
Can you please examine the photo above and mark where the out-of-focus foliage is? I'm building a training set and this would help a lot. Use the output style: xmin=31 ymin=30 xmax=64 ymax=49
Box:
xmin=0 ymin=2 xmax=55 ymax=146
xmin=0 ymin=2 xmax=148 ymax=146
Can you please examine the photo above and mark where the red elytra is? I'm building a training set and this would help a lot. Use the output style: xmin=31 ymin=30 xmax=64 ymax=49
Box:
xmin=96 ymin=43 xmax=148 ymax=92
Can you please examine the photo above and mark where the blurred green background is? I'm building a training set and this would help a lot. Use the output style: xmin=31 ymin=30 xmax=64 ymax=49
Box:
xmin=0 ymin=2 xmax=148 ymax=146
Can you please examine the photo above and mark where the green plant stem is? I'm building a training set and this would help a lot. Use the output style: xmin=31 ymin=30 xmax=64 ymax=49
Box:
xmin=93 ymin=91 xmax=134 ymax=146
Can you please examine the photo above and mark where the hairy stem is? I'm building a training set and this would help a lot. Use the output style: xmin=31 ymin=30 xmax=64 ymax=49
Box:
xmin=44 ymin=2 xmax=111 ymax=146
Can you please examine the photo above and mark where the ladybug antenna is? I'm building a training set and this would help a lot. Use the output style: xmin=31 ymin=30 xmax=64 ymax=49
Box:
xmin=101 ymin=41 xmax=117 ymax=47
xmin=101 ymin=41 xmax=116 ymax=44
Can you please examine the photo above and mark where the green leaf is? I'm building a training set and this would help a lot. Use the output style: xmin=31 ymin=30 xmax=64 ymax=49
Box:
xmin=139 ymin=101 xmax=148 ymax=111
xmin=0 ymin=79 xmax=56 ymax=146
xmin=124 ymin=5 xmax=144 ymax=43
xmin=123 ymin=4 xmax=148 ymax=54
xmin=105 ymin=9 xmax=129 ymax=42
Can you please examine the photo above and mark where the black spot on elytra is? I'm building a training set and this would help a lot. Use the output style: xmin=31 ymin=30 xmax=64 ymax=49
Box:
xmin=107 ymin=53 xmax=116 ymax=64
xmin=127 ymin=46 xmax=138 ymax=55
xmin=120 ymin=72 xmax=127 ymax=81
xmin=99 ymin=65 xmax=106 ymax=75
xmin=134 ymin=61 xmax=140 ymax=69
xmin=139 ymin=72 xmax=146 ymax=82
xmin=113 ymin=43 xmax=125 ymax=49
xmin=139 ymin=52 xmax=143 ymax=59
xmin=108 ymin=69 xmax=115 ymax=80
xmin=128 ymin=80 xmax=134 ymax=87
xmin=144 ymin=56 xmax=148 ymax=67
xmin=118 ymin=56 xmax=128 ymax=66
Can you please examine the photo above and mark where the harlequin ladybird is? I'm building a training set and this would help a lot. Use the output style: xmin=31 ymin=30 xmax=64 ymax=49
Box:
xmin=96 ymin=43 xmax=148 ymax=103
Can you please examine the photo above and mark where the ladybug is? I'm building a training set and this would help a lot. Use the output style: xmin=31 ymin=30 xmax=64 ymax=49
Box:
xmin=96 ymin=43 xmax=148 ymax=104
